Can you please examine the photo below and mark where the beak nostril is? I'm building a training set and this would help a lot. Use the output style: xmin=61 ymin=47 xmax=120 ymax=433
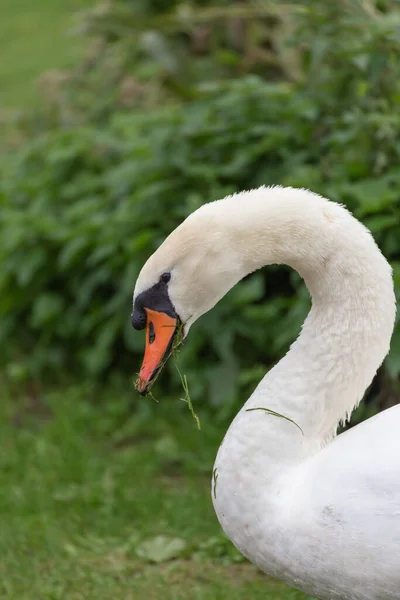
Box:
xmin=149 ymin=321 xmax=155 ymax=344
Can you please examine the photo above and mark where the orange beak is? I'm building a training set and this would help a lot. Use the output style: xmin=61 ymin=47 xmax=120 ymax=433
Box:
xmin=136 ymin=308 xmax=179 ymax=395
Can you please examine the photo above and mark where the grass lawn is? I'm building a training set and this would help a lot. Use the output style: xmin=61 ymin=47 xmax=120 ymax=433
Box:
xmin=0 ymin=383 xmax=316 ymax=599
xmin=0 ymin=0 xmax=94 ymax=108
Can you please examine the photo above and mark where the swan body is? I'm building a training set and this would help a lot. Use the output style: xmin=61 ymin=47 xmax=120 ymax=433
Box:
xmin=132 ymin=186 xmax=398 ymax=600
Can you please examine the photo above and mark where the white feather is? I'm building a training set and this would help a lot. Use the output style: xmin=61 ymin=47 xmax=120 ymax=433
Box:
xmin=134 ymin=187 xmax=398 ymax=600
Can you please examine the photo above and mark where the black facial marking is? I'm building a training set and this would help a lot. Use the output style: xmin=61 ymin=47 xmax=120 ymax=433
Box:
xmin=132 ymin=277 xmax=177 ymax=330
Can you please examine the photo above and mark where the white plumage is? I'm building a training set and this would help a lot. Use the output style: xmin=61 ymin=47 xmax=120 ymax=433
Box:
xmin=134 ymin=187 xmax=398 ymax=600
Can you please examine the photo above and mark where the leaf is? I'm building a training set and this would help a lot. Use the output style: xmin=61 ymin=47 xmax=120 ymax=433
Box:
xmin=349 ymin=180 xmax=395 ymax=215
xmin=15 ymin=248 xmax=46 ymax=286
xmin=175 ymin=363 xmax=201 ymax=431
xmin=231 ymin=275 xmax=264 ymax=306
xmin=364 ymin=215 xmax=397 ymax=233
xmin=246 ymin=407 xmax=303 ymax=435
xmin=135 ymin=536 xmax=187 ymax=563
xmin=31 ymin=293 xmax=64 ymax=327
xmin=212 ymin=467 xmax=218 ymax=499
xmin=59 ymin=237 xmax=88 ymax=270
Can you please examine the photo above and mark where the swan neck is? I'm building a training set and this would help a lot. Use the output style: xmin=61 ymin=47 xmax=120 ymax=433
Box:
xmin=224 ymin=187 xmax=395 ymax=441
xmin=208 ymin=188 xmax=396 ymax=593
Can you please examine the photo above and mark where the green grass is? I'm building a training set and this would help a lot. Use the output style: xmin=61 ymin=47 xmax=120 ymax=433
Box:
xmin=0 ymin=383 xmax=316 ymax=599
xmin=0 ymin=0 xmax=94 ymax=108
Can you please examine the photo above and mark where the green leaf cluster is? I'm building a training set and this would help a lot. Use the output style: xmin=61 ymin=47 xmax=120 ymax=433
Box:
xmin=1 ymin=1 xmax=399 ymax=414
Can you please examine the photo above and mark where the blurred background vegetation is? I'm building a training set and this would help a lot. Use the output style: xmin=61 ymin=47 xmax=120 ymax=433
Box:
xmin=0 ymin=1 xmax=399 ymax=598
xmin=1 ymin=0 xmax=399 ymax=415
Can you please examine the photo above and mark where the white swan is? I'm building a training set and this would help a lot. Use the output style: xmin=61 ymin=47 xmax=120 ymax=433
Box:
xmin=132 ymin=186 xmax=398 ymax=600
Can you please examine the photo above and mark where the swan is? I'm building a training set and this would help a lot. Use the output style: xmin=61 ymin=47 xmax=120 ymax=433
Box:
xmin=131 ymin=186 xmax=398 ymax=600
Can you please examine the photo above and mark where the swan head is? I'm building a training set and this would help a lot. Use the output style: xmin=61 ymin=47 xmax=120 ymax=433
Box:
xmin=132 ymin=202 xmax=244 ymax=394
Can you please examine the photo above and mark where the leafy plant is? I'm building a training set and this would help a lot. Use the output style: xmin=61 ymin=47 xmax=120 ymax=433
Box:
xmin=0 ymin=0 xmax=399 ymax=417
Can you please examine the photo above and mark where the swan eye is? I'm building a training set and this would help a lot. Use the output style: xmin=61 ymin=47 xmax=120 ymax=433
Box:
xmin=160 ymin=272 xmax=171 ymax=284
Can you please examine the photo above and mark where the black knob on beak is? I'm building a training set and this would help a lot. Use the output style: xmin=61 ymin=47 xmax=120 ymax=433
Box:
xmin=131 ymin=307 xmax=147 ymax=330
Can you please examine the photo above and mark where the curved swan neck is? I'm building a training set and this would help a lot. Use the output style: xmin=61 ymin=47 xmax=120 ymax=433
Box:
xmin=213 ymin=187 xmax=395 ymax=443
xmin=198 ymin=188 xmax=398 ymax=599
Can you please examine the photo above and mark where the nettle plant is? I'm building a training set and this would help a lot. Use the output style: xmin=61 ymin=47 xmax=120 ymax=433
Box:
xmin=0 ymin=0 xmax=399 ymax=416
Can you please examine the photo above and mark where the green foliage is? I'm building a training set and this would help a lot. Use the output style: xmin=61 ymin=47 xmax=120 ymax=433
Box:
xmin=0 ymin=385 xmax=314 ymax=598
xmin=0 ymin=0 xmax=399 ymax=413
xmin=22 ymin=1 xmax=294 ymax=127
